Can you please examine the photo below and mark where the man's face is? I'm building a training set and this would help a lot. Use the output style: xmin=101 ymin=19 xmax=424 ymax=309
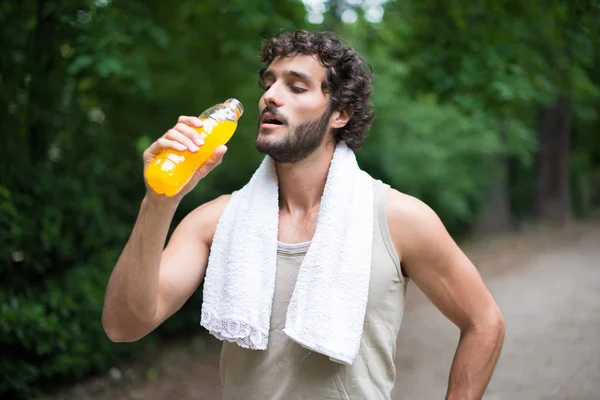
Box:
xmin=256 ymin=55 xmax=334 ymax=164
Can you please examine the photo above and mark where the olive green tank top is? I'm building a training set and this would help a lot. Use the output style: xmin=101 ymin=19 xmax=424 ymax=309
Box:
xmin=219 ymin=179 xmax=408 ymax=399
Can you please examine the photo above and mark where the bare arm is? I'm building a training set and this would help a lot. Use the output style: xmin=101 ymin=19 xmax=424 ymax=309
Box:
xmin=101 ymin=115 xmax=229 ymax=342
xmin=101 ymin=194 xmax=229 ymax=342
xmin=387 ymin=189 xmax=505 ymax=400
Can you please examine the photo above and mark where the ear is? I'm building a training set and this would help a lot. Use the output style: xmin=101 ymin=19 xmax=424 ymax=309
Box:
xmin=330 ymin=106 xmax=354 ymax=129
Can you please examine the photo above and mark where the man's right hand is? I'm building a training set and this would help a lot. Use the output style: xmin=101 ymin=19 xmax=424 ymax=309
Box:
xmin=142 ymin=115 xmax=228 ymax=201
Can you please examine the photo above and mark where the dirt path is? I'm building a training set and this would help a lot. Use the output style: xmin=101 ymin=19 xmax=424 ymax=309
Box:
xmin=50 ymin=222 xmax=600 ymax=400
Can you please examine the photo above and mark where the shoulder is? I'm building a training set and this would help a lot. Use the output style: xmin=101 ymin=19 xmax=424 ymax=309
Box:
xmin=189 ymin=193 xmax=232 ymax=216
xmin=179 ymin=194 xmax=232 ymax=246
xmin=384 ymin=188 xmax=448 ymax=259
xmin=385 ymin=188 xmax=441 ymax=229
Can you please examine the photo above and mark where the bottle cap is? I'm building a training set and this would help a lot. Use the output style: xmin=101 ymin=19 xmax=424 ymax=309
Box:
xmin=225 ymin=98 xmax=244 ymax=118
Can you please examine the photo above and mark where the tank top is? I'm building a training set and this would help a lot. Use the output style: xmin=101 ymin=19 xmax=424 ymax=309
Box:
xmin=219 ymin=178 xmax=408 ymax=399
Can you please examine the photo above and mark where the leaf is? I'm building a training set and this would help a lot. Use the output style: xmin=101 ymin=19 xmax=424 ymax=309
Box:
xmin=95 ymin=57 xmax=123 ymax=78
xmin=68 ymin=55 xmax=94 ymax=74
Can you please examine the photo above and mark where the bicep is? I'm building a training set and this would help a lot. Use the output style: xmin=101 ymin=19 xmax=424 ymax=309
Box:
xmin=406 ymin=238 xmax=496 ymax=330
xmin=389 ymin=192 xmax=498 ymax=330
xmin=154 ymin=215 xmax=210 ymax=325
xmin=154 ymin=195 xmax=230 ymax=325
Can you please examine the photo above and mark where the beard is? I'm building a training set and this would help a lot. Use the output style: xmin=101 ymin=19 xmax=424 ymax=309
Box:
xmin=255 ymin=107 xmax=333 ymax=164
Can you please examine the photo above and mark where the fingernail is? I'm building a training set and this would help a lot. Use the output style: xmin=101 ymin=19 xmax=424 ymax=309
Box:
xmin=190 ymin=144 xmax=199 ymax=152
xmin=194 ymin=137 xmax=204 ymax=146
xmin=194 ymin=118 xmax=202 ymax=127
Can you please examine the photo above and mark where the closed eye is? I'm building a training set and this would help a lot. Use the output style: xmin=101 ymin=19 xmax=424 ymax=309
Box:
xmin=291 ymin=86 xmax=307 ymax=93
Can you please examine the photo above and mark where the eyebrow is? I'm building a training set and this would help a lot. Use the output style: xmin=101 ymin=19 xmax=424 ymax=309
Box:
xmin=261 ymin=69 xmax=315 ymax=86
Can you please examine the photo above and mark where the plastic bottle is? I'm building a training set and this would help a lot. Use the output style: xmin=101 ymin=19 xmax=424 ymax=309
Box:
xmin=145 ymin=98 xmax=244 ymax=197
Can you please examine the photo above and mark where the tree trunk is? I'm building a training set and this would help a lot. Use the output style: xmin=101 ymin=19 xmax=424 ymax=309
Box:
xmin=532 ymin=95 xmax=572 ymax=222
xmin=473 ymin=122 xmax=513 ymax=234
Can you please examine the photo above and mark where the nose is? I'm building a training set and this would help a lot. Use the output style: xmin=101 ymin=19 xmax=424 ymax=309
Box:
xmin=262 ymin=82 xmax=283 ymax=108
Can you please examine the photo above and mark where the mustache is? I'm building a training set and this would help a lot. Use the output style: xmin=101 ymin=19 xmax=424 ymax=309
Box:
xmin=258 ymin=107 xmax=288 ymax=124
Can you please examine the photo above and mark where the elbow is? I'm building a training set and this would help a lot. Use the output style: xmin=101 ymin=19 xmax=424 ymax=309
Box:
xmin=102 ymin=310 xmax=145 ymax=343
xmin=102 ymin=322 xmax=144 ymax=343
xmin=103 ymin=325 xmax=128 ymax=343
xmin=463 ymin=304 xmax=506 ymax=339
xmin=102 ymin=313 xmax=126 ymax=343
xmin=481 ymin=304 xmax=506 ymax=343
xmin=104 ymin=328 xmax=127 ymax=343
xmin=489 ymin=304 xmax=505 ymax=336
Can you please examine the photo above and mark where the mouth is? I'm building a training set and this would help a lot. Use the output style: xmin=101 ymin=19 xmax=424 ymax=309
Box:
xmin=260 ymin=112 xmax=286 ymax=129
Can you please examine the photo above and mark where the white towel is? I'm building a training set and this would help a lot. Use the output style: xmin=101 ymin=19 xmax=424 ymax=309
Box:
xmin=200 ymin=142 xmax=373 ymax=365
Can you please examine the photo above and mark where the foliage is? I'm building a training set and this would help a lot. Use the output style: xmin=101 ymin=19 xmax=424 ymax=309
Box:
xmin=357 ymin=0 xmax=599 ymax=226
xmin=358 ymin=41 xmax=527 ymax=230
xmin=0 ymin=0 xmax=307 ymax=397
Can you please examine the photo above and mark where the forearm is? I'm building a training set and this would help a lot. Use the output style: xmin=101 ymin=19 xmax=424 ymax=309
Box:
xmin=102 ymin=195 xmax=179 ymax=339
xmin=446 ymin=317 xmax=505 ymax=400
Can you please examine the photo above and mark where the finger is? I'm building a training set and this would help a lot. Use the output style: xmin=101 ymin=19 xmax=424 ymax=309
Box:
xmin=148 ymin=137 xmax=188 ymax=154
xmin=164 ymin=129 xmax=199 ymax=152
xmin=174 ymin=122 xmax=205 ymax=146
xmin=177 ymin=115 xmax=203 ymax=128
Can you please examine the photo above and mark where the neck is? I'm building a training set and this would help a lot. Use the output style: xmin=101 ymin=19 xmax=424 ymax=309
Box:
xmin=276 ymin=139 xmax=336 ymax=215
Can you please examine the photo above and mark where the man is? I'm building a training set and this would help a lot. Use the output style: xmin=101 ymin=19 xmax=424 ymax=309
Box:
xmin=102 ymin=30 xmax=505 ymax=399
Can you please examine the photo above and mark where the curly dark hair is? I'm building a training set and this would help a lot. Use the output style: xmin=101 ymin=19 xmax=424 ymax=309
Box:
xmin=259 ymin=30 xmax=375 ymax=151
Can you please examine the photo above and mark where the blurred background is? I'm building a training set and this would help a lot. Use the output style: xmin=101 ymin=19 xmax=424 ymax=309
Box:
xmin=1 ymin=0 xmax=599 ymax=399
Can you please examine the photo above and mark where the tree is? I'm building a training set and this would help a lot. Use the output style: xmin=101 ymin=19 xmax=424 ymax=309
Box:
xmin=530 ymin=1 xmax=599 ymax=222
xmin=380 ymin=0 xmax=599 ymax=228
xmin=0 ymin=0 xmax=308 ymax=397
